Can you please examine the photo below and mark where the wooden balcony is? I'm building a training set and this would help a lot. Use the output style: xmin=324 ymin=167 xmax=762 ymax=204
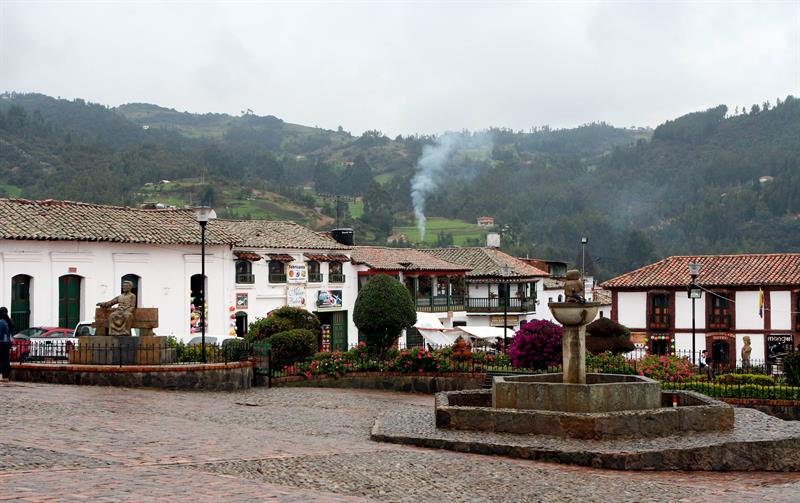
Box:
xmin=269 ymin=273 xmax=287 ymax=284
xmin=465 ymin=297 xmax=536 ymax=313
xmin=707 ymin=313 xmax=732 ymax=330
xmin=329 ymin=273 xmax=346 ymax=283
xmin=415 ymin=295 xmax=465 ymax=313
xmin=236 ymin=273 xmax=255 ymax=284
xmin=308 ymin=272 xmax=323 ymax=283
xmin=648 ymin=313 xmax=671 ymax=329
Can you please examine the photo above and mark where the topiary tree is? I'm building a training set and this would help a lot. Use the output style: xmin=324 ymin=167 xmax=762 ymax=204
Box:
xmin=784 ymin=352 xmax=800 ymax=386
xmin=247 ymin=307 xmax=320 ymax=343
xmin=269 ymin=329 xmax=318 ymax=368
xmin=586 ymin=318 xmax=635 ymax=355
xmin=508 ymin=319 xmax=563 ymax=370
xmin=353 ymin=274 xmax=416 ymax=357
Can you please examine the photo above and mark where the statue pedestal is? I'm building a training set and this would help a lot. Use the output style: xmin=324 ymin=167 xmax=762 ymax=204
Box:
xmin=69 ymin=336 xmax=175 ymax=365
xmin=548 ymin=302 xmax=600 ymax=384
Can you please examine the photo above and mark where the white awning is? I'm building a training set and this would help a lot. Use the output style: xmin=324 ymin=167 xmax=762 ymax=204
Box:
xmin=454 ymin=325 xmax=507 ymax=341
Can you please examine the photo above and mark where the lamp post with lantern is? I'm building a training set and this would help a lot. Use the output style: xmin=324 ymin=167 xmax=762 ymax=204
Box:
xmin=500 ymin=265 xmax=512 ymax=351
xmin=194 ymin=206 xmax=217 ymax=363
xmin=688 ymin=262 xmax=702 ymax=366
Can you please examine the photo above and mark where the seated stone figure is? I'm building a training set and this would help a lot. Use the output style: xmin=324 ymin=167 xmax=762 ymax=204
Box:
xmin=563 ymin=269 xmax=586 ymax=303
xmin=96 ymin=280 xmax=137 ymax=336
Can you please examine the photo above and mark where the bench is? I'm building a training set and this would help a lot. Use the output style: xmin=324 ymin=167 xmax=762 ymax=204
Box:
xmin=94 ymin=307 xmax=159 ymax=337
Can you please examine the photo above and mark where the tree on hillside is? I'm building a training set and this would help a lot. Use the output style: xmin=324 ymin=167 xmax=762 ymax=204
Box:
xmin=361 ymin=181 xmax=393 ymax=236
xmin=353 ymin=274 xmax=416 ymax=357
xmin=339 ymin=154 xmax=372 ymax=196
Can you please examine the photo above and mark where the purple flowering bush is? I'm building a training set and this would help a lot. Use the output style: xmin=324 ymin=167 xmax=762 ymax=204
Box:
xmin=508 ymin=319 xmax=563 ymax=370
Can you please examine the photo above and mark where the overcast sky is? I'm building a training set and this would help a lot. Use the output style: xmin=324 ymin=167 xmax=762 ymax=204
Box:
xmin=1 ymin=1 xmax=798 ymax=136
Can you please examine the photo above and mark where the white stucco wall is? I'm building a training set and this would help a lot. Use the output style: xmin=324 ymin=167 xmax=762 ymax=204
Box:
xmin=769 ymin=291 xmax=792 ymax=331
xmin=735 ymin=290 xmax=763 ymax=330
xmin=736 ymin=333 xmax=765 ymax=364
xmin=674 ymin=332 xmax=706 ymax=361
xmin=0 ymin=240 xmax=358 ymax=344
xmin=0 ymin=240 xmax=229 ymax=339
xmin=674 ymin=291 xmax=706 ymax=330
xmin=616 ymin=291 xmax=647 ymax=329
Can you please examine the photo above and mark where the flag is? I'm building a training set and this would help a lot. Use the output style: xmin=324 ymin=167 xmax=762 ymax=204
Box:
xmin=758 ymin=288 xmax=764 ymax=319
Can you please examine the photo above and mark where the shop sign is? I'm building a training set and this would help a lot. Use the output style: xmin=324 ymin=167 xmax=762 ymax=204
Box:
xmin=287 ymin=284 xmax=306 ymax=307
xmin=287 ymin=263 xmax=308 ymax=283
xmin=316 ymin=289 xmax=342 ymax=309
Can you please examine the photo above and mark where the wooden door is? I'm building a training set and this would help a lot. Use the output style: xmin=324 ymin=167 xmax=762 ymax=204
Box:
xmin=11 ymin=275 xmax=31 ymax=332
xmin=58 ymin=275 xmax=81 ymax=329
xmin=331 ymin=311 xmax=348 ymax=352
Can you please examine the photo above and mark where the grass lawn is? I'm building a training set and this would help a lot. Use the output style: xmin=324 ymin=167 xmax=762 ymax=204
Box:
xmin=349 ymin=200 xmax=364 ymax=219
xmin=0 ymin=183 xmax=23 ymax=198
xmin=393 ymin=217 xmax=486 ymax=246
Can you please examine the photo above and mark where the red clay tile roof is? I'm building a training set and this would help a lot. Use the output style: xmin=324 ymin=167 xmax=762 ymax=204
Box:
xmin=0 ymin=198 xmax=237 ymax=245
xmin=304 ymin=253 xmax=350 ymax=262
xmin=216 ymin=220 xmax=349 ymax=250
xmin=602 ymin=254 xmax=800 ymax=289
xmin=421 ymin=248 xmax=549 ymax=280
xmin=351 ymin=246 xmax=469 ymax=272
xmin=0 ymin=199 xmax=349 ymax=250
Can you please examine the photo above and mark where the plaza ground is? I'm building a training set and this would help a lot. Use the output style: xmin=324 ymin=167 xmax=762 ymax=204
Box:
xmin=1 ymin=383 xmax=799 ymax=502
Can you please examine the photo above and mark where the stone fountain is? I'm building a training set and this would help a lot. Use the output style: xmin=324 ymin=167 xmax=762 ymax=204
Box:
xmin=370 ymin=270 xmax=800 ymax=471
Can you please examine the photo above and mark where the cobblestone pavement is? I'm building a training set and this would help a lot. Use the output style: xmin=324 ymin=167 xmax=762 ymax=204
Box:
xmin=1 ymin=382 xmax=799 ymax=502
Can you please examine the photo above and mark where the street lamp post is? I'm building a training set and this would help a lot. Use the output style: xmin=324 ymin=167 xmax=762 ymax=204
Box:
xmin=194 ymin=206 xmax=217 ymax=363
xmin=580 ymin=237 xmax=588 ymax=279
xmin=688 ymin=262 xmax=702 ymax=366
xmin=500 ymin=265 xmax=512 ymax=351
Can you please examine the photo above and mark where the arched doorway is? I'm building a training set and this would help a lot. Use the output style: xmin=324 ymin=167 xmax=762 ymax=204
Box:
xmin=58 ymin=274 xmax=82 ymax=329
xmin=189 ymin=274 xmax=207 ymax=335
xmin=11 ymin=274 xmax=32 ymax=332
xmin=121 ymin=274 xmax=140 ymax=306
xmin=706 ymin=333 xmax=735 ymax=369
xmin=235 ymin=311 xmax=248 ymax=338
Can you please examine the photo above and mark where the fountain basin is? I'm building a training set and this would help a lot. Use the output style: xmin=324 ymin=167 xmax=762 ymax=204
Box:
xmin=437 ymin=389 xmax=734 ymax=439
xmin=493 ymin=373 xmax=661 ymax=413
xmin=548 ymin=302 xmax=600 ymax=325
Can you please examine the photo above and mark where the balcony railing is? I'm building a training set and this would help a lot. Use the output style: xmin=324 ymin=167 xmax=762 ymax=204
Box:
xmin=708 ymin=313 xmax=732 ymax=330
xmin=465 ymin=297 xmax=536 ymax=313
xmin=329 ymin=273 xmax=346 ymax=283
xmin=236 ymin=273 xmax=255 ymax=284
xmin=648 ymin=313 xmax=671 ymax=329
xmin=308 ymin=272 xmax=323 ymax=283
xmin=269 ymin=273 xmax=287 ymax=284
xmin=415 ymin=294 xmax=465 ymax=312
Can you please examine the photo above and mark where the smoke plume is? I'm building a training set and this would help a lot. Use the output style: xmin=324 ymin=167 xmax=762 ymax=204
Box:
xmin=411 ymin=132 xmax=492 ymax=241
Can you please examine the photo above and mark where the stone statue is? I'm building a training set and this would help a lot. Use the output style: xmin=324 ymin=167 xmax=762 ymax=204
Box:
xmin=741 ymin=336 xmax=752 ymax=369
xmin=96 ymin=281 xmax=137 ymax=336
xmin=563 ymin=269 xmax=585 ymax=303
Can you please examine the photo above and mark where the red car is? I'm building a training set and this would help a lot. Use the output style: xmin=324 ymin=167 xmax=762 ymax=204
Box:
xmin=12 ymin=327 xmax=75 ymax=362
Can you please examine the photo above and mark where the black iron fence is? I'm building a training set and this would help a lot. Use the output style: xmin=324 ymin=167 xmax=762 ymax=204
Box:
xmin=13 ymin=339 xmax=253 ymax=366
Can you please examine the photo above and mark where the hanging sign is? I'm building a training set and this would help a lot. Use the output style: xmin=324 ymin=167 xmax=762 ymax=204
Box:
xmin=287 ymin=284 xmax=307 ymax=307
xmin=316 ymin=289 xmax=342 ymax=309
xmin=287 ymin=263 xmax=308 ymax=283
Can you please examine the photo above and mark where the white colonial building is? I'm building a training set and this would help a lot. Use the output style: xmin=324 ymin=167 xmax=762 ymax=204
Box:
xmin=603 ymin=254 xmax=800 ymax=368
xmin=0 ymin=199 xmax=355 ymax=344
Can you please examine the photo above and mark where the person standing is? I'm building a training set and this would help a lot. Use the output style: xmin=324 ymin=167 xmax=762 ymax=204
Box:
xmin=0 ymin=307 xmax=12 ymax=380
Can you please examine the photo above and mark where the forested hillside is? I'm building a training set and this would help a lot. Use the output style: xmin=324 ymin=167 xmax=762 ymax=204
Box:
xmin=1 ymin=91 xmax=797 ymax=279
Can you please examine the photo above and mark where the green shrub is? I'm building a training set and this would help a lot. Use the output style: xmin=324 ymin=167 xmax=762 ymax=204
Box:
xmin=586 ymin=351 xmax=636 ymax=375
xmin=638 ymin=354 xmax=693 ymax=382
xmin=247 ymin=307 xmax=320 ymax=343
xmin=353 ymin=274 xmax=416 ymax=357
xmin=269 ymin=328 xmax=318 ymax=367
xmin=715 ymin=373 xmax=775 ymax=386
xmin=784 ymin=352 xmax=800 ymax=386
xmin=586 ymin=318 xmax=635 ymax=354
xmin=662 ymin=382 xmax=800 ymax=401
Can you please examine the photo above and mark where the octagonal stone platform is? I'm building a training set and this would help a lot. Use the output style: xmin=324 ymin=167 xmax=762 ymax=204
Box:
xmin=493 ymin=373 xmax=661 ymax=413
xmin=441 ymin=389 xmax=732 ymax=439
xmin=372 ymin=402 xmax=800 ymax=471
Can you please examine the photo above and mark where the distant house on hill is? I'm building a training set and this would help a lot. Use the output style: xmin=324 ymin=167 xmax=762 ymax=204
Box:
xmin=476 ymin=216 xmax=495 ymax=227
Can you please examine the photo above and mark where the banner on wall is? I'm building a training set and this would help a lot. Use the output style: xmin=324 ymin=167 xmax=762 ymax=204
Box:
xmin=316 ymin=289 xmax=342 ymax=309
xmin=236 ymin=293 xmax=248 ymax=309
xmin=287 ymin=284 xmax=306 ymax=307
xmin=287 ymin=263 xmax=308 ymax=283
